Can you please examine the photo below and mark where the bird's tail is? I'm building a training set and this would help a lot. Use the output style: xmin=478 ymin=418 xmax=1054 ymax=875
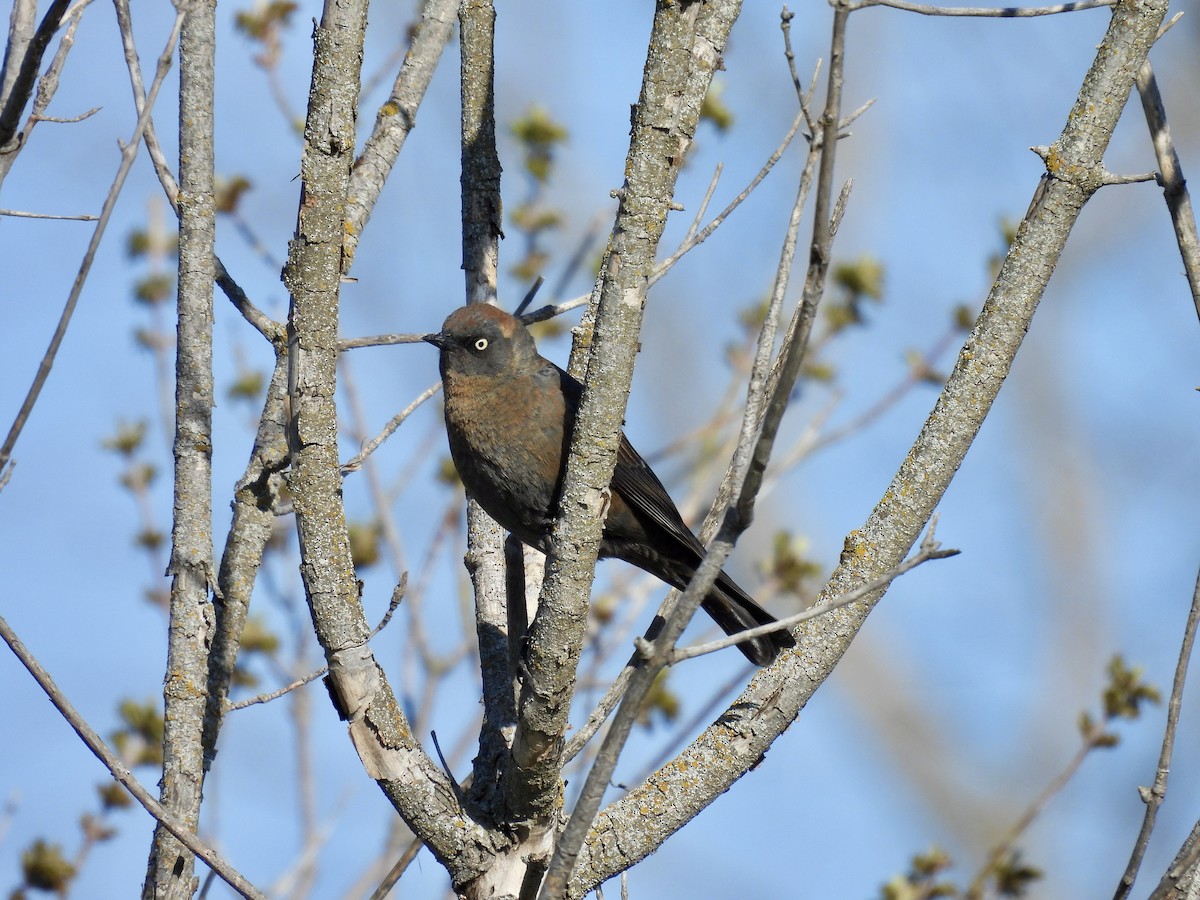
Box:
xmin=700 ymin=571 xmax=796 ymax=666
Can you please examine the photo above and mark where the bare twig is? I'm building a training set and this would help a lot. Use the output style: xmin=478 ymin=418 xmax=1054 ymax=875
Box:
xmin=0 ymin=614 xmax=266 ymax=899
xmin=367 ymin=835 xmax=424 ymax=900
xmin=227 ymin=577 xmax=407 ymax=712
xmin=343 ymin=0 xmax=457 ymax=271
xmin=1113 ymin=566 xmax=1200 ymax=898
xmin=371 ymin=576 xmax=409 ymax=638
xmin=28 ymin=105 xmax=100 ymax=124
xmin=513 ymin=275 xmax=545 ymax=316
xmin=669 ymin=520 xmax=957 ymax=662
xmin=112 ymin=0 xmax=282 ymax=345
xmin=523 ymin=103 xmax=809 ymax=330
xmin=0 ymin=207 xmax=95 ymax=219
xmin=0 ymin=6 xmax=181 ymax=484
xmin=340 ymin=381 xmax=442 ymax=474
xmin=681 ymin=162 xmax=723 ymax=247
xmin=227 ymin=666 xmax=328 ymax=712
xmin=650 ymin=107 xmax=805 ymax=287
xmin=7 ymin=0 xmax=94 ymax=171
xmin=844 ymin=0 xmax=1115 ymax=15
xmin=337 ymin=331 xmax=428 ymax=350
xmin=1135 ymin=59 xmax=1200 ymax=320
xmin=966 ymin=711 xmax=1121 ymax=898
xmin=0 ymin=0 xmax=70 ymax=148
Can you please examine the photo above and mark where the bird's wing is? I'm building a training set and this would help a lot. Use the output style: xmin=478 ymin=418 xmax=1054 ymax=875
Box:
xmin=553 ymin=362 xmax=703 ymax=554
xmin=611 ymin=435 xmax=705 ymax=555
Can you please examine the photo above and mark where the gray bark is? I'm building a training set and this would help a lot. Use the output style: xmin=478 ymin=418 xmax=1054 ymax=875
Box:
xmin=142 ymin=2 xmax=218 ymax=897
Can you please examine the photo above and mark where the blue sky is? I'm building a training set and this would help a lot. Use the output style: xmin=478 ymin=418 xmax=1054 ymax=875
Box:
xmin=2 ymin=1 xmax=1198 ymax=897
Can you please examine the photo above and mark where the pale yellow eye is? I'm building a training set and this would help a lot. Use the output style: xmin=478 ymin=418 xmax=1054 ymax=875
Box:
xmin=474 ymin=338 xmax=488 ymax=351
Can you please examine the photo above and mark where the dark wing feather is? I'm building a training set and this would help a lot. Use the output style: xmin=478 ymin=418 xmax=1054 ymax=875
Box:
xmin=554 ymin=363 xmax=793 ymax=665
xmin=555 ymin=362 xmax=703 ymax=555
xmin=611 ymin=435 xmax=706 ymax=557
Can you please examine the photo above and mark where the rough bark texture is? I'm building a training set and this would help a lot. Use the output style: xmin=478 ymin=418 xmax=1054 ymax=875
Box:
xmin=473 ymin=3 xmax=746 ymax=898
xmin=569 ymin=0 xmax=1168 ymax=893
xmin=459 ymin=0 xmax=502 ymax=305
xmin=142 ymin=2 xmax=217 ymax=896
xmin=343 ymin=0 xmax=457 ymax=272
xmin=282 ymin=0 xmax=494 ymax=887
xmin=454 ymin=4 xmax=530 ymax=896
xmin=202 ymin=358 xmax=290 ymax=768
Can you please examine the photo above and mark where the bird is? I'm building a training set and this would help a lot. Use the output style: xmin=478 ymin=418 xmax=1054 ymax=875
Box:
xmin=424 ymin=303 xmax=796 ymax=666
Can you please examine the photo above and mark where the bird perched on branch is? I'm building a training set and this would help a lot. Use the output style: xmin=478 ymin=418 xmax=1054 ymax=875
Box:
xmin=424 ymin=303 xmax=795 ymax=666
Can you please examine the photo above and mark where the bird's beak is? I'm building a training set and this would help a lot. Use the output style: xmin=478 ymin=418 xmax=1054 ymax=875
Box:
xmin=423 ymin=332 xmax=449 ymax=349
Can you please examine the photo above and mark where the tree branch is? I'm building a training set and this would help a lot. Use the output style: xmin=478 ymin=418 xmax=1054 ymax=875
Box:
xmin=342 ymin=0 xmax=456 ymax=271
xmin=0 ymin=7 xmax=180 ymax=489
xmin=1134 ymin=59 xmax=1200 ymax=321
xmin=533 ymin=3 xmax=747 ymax=897
xmin=1113 ymin=564 xmax=1200 ymax=898
xmin=455 ymin=1 xmax=518 ymax=859
xmin=282 ymin=0 xmax=493 ymax=885
xmin=0 ymin=0 xmax=69 ymax=150
xmin=0 ymin=614 xmax=266 ymax=900
xmin=112 ymin=0 xmax=283 ymax=346
xmin=570 ymin=0 xmax=1168 ymax=891
xmin=143 ymin=2 xmax=219 ymax=894
xmin=668 ymin=521 xmax=957 ymax=663
xmin=204 ymin=358 xmax=289 ymax=728
xmin=844 ymin=0 xmax=1114 ymax=15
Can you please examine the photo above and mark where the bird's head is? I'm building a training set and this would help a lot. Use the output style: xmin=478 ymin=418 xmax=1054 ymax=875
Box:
xmin=423 ymin=303 xmax=539 ymax=378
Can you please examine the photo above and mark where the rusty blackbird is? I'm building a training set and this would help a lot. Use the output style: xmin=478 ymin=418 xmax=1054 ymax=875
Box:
xmin=424 ymin=303 xmax=795 ymax=666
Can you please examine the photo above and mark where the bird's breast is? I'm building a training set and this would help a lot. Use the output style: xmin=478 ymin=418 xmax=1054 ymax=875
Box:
xmin=442 ymin=371 xmax=569 ymax=545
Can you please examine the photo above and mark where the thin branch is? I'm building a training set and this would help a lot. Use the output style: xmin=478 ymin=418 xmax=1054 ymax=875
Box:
xmin=227 ymin=666 xmax=328 ymax=712
xmin=844 ymin=0 xmax=1115 ymax=15
xmin=0 ymin=0 xmax=70 ymax=148
xmin=112 ymin=0 xmax=283 ymax=345
xmin=338 ymin=331 xmax=428 ymax=350
xmin=669 ymin=520 xmax=957 ymax=662
xmin=651 ymin=107 xmax=805 ymax=287
xmin=0 ymin=206 xmax=95 ymax=219
xmin=681 ymin=162 xmax=723 ymax=247
xmin=0 ymin=6 xmax=182 ymax=482
xmin=523 ymin=103 xmax=809 ymax=329
xmin=1100 ymin=169 xmax=1158 ymax=185
xmin=227 ymin=575 xmax=407 ymax=712
xmin=967 ymin=707 xmax=1125 ymax=898
xmin=340 ymin=381 xmax=441 ymax=474
xmin=1135 ymin=59 xmax=1200 ymax=320
xmin=563 ymin=664 xmax=635 ymax=765
xmin=368 ymin=835 xmax=425 ymax=900
xmin=0 ymin=614 xmax=266 ymax=899
xmin=0 ymin=0 xmax=94 ymax=186
xmin=728 ymin=0 xmax=853 ymax=547
xmin=779 ymin=8 xmax=805 ymax=109
xmin=1113 ymin=565 xmax=1200 ymax=898
xmin=544 ymin=213 xmax=606 ymax=307
xmin=28 ymin=105 xmax=100 ymax=124
xmin=343 ymin=0 xmax=457 ymax=271
xmin=513 ymin=275 xmax=545 ymax=317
